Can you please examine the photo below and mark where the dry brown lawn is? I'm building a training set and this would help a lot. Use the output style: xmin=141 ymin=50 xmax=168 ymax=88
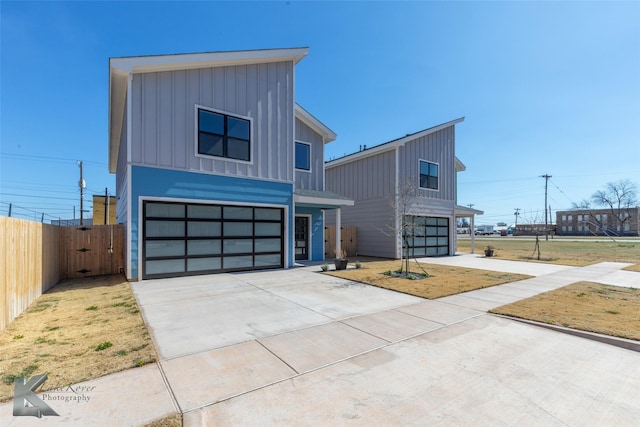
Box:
xmin=457 ymin=237 xmax=640 ymax=269
xmin=325 ymin=258 xmax=532 ymax=299
xmin=0 ymin=275 xmax=156 ymax=402
xmin=491 ymin=281 xmax=640 ymax=341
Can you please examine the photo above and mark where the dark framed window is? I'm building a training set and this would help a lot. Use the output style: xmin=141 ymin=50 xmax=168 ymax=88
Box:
xmin=419 ymin=160 xmax=439 ymax=190
xmin=295 ymin=142 xmax=311 ymax=171
xmin=198 ymin=108 xmax=251 ymax=161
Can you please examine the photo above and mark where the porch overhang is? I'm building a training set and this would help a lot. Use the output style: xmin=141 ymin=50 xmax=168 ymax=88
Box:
xmin=293 ymin=189 xmax=354 ymax=209
xmin=455 ymin=205 xmax=484 ymax=217
xmin=454 ymin=205 xmax=484 ymax=255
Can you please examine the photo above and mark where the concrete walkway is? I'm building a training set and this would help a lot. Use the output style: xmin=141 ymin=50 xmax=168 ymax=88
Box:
xmin=2 ymin=256 xmax=639 ymax=426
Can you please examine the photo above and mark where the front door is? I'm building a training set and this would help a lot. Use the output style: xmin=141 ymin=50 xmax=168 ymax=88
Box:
xmin=295 ymin=216 xmax=309 ymax=261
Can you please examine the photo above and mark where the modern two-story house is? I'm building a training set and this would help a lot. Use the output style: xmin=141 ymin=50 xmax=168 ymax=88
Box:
xmin=325 ymin=118 xmax=483 ymax=259
xmin=108 ymin=48 xmax=352 ymax=280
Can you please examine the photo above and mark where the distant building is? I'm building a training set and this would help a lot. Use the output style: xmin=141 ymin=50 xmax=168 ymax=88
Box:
xmin=92 ymin=195 xmax=116 ymax=225
xmin=513 ymin=223 xmax=554 ymax=236
xmin=556 ymin=208 xmax=640 ymax=237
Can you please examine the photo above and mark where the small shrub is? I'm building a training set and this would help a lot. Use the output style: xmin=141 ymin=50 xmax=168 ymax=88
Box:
xmin=576 ymin=292 xmax=586 ymax=297
xmin=86 ymin=306 xmax=98 ymax=311
xmin=605 ymin=310 xmax=620 ymax=315
xmin=133 ymin=359 xmax=147 ymax=367
xmin=354 ymin=260 xmax=362 ymax=269
xmin=320 ymin=263 xmax=329 ymax=272
xmin=13 ymin=335 xmax=24 ymax=340
xmin=116 ymin=350 xmax=128 ymax=356
xmin=94 ymin=341 xmax=113 ymax=351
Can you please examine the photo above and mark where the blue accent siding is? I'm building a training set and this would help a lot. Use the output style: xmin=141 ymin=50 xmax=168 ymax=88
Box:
xmin=130 ymin=165 xmax=293 ymax=279
xmin=295 ymin=207 xmax=325 ymax=261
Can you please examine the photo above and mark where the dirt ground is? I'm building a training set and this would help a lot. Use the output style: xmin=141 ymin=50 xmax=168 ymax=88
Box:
xmin=0 ymin=275 xmax=156 ymax=402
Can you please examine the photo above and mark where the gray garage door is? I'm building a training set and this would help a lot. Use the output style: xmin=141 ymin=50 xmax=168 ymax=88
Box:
xmin=143 ymin=201 xmax=284 ymax=279
xmin=403 ymin=215 xmax=449 ymax=257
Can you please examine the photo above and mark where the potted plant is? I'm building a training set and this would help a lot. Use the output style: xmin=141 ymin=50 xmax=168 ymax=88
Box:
xmin=484 ymin=245 xmax=495 ymax=257
xmin=334 ymin=248 xmax=348 ymax=270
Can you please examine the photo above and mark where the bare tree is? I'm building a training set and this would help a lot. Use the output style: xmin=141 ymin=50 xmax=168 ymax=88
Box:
xmin=590 ymin=180 xmax=638 ymax=235
xmin=378 ymin=177 xmax=425 ymax=276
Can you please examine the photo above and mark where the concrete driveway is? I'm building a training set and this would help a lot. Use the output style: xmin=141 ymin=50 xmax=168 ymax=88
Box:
xmin=129 ymin=261 xmax=640 ymax=426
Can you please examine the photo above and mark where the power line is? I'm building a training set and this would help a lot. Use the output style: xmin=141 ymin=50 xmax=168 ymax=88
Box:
xmin=0 ymin=152 xmax=107 ymax=167
xmin=0 ymin=192 xmax=79 ymax=201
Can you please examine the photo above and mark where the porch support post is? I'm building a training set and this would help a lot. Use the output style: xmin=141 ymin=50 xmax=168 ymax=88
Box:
xmin=335 ymin=208 xmax=342 ymax=257
xmin=470 ymin=215 xmax=476 ymax=254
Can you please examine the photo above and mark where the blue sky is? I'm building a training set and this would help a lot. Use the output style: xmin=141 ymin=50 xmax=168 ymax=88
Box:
xmin=1 ymin=1 xmax=639 ymax=225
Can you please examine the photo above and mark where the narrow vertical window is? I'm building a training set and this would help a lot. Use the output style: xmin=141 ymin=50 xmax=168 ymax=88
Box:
xmin=295 ymin=142 xmax=311 ymax=171
xmin=419 ymin=160 xmax=439 ymax=190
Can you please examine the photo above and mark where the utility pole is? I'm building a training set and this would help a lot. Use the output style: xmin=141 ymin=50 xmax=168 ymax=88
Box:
xmin=104 ymin=187 xmax=108 ymax=225
xmin=78 ymin=161 xmax=85 ymax=226
xmin=8 ymin=203 xmax=11 ymax=217
xmin=514 ymin=208 xmax=520 ymax=228
xmin=467 ymin=203 xmax=474 ymax=209
xmin=540 ymin=174 xmax=552 ymax=241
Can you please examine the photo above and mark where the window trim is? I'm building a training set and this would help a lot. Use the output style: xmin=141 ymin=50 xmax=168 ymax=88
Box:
xmin=418 ymin=159 xmax=439 ymax=191
xmin=294 ymin=141 xmax=312 ymax=173
xmin=194 ymin=105 xmax=254 ymax=165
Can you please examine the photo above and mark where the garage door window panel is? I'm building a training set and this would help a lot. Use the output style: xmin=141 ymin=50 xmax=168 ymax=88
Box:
xmin=146 ymin=241 xmax=185 ymax=258
xmin=188 ymin=205 xmax=221 ymax=219
xmin=255 ymin=222 xmax=281 ymax=236
xmin=224 ymin=256 xmax=254 ymax=269
xmin=188 ymin=257 xmax=222 ymax=272
xmin=146 ymin=221 xmax=185 ymax=238
xmin=146 ymin=259 xmax=185 ymax=275
xmin=224 ymin=206 xmax=253 ymax=220
xmin=223 ymin=239 xmax=253 ymax=254
xmin=188 ymin=240 xmax=221 ymax=256
xmin=255 ymin=238 xmax=281 ymax=252
xmin=188 ymin=221 xmax=221 ymax=237
xmin=224 ymin=222 xmax=253 ymax=236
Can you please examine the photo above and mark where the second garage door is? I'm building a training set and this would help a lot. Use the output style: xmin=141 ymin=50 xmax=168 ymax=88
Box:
xmin=143 ymin=201 xmax=284 ymax=279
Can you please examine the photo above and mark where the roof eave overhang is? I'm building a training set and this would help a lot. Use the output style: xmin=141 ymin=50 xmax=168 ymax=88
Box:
xmin=326 ymin=117 xmax=465 ymax=168
xmin=295 ymin=104 xmax=337 ymax=143
xmin=108 ymin=67 xmax=129 ymax=173
xmin=455 ymin=157 xmax=467 ymax=172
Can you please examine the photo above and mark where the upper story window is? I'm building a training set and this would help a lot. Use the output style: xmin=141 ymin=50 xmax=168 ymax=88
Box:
xmin=419 ymin=160 xmax=439 ymax=190
xmin=295 ymin=142 xmax=311 ymax=171
xmin=197 ymin=107 xmax=251 ymax=162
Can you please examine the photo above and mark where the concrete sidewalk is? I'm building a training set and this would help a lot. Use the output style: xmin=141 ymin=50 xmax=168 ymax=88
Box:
xmin=2 ymin=256 xmax=639 ymax=426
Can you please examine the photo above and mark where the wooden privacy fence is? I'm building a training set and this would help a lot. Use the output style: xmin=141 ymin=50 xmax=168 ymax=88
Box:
xmin=324 ymin=226 xmax=357 ymax=258
xmin=1 ymin=217 xmax=124 ymax=330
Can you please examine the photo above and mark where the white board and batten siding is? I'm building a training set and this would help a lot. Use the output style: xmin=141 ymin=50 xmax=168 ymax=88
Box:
xmin=325 ymin=149 xmax=398 ymax=258
xmin=294 ymin=117 xmax=324 ymax=191
xmin=129 ymin=61 xmax=295 ymax=183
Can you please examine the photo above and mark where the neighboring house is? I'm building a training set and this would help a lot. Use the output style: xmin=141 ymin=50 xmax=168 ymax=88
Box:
xmin=325 ymin=118 xmax=483 ymax=259
xmin=556 ymin=208 xmax=640 ymax=237
xmin=108 ymin=48 xmax=352 ymax=280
